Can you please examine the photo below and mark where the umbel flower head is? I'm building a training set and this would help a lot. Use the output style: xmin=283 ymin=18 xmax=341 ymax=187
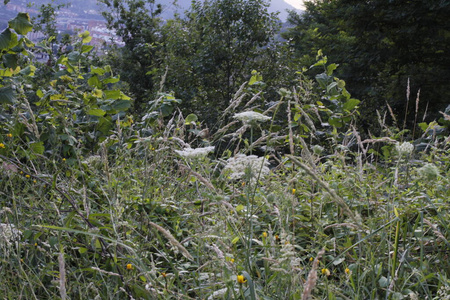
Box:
xmin=417 ymin=163 xmax=439 ymax=181
xmin=395 ymin=141 xmax=414 ymax=156
xmin=175 ymin=146 xmax=215 ymax=159
xmin=223 ymin=154 xmax=270 ymax=182
xmin=233 ymin=111 xmax=270 ymax=125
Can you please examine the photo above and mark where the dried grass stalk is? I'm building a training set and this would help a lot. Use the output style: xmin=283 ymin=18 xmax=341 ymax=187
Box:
xmin=149 ymin=221 xmax=194 ymax=261
xmin=179 ymin=164 xmax=215 ymax=191
xmin=58 ymin=251 xmax=67 ymax=300
xmin=301 ymin=248 xmax=325 ymax=300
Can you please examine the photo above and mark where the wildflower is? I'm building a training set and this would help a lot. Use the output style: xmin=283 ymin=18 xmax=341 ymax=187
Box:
xmin=237 ymin=275 xmax=247 ymax=284
xmin=395 ymin=141 xmax=414 ymax=156
xmin=7 ymin=133 xmax=12 ymax=138
xmin=0 ymin=143 xmax=5 ymax=149
xmin=275 ymin=235 xmax=279 ymax=241
xmin=345 ymin=268 xmax=351 ymax=275
xmin=62 ymin=158 xmax=66 ymax=162
xmin=25 ymin=174 xmax=30 ymax=178
xmin=161 ymin=272 xmax=167 ymax=278
xmin=223 ymin=154 xmax=270 ymax=182
xmin=310 ymin=257 xmax=314 ymax=262
xmin=417 ymin=163 xmax=439 ymax=181
xmin=321 ymin=268 xmax=331 ymax=276
xmin=292 ymin=188 xmax=296 ymax=195
xmin=126 ymin=264 xmax=133 ymax=270
xmin=233 ymin=111 xmax=270 ymax=125
xmin=174 ymin=146 xmax=215 ymax=159
xmin=262 ymin=232 xmax=267 ymax=238
xmin=230 ymin=259 xmax=235 ymax=263
xmin=33 ymin=180 xmax=37 ymax=184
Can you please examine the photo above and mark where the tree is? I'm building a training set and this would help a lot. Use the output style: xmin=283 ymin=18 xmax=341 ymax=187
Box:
xmin=284 ymin=0 xmax=450 ymax=134
xmin=99 ymin=0 xmax=163 ymax=112
xmin=159 ymin=0 xmax=280 ymax=126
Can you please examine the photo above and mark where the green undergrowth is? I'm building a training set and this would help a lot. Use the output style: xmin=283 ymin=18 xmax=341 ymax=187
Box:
xmin=1 ymin=12 xmax=449 ymax=300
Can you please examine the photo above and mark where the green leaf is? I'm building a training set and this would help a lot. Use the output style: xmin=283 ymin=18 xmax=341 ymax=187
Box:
xmin=110 ymin=100 xmax=131 ymax=111
xmin=87 ymin=108 xmax=106 ymax=117
xmin=343 ymin=98 xmax=360 ymax=111
xmin=0 ymin=28 xmax=17 ymax=50
xmin=90 ymin=66 xmax=105 ymax=75
xmin=78 ymin=31 xmax=92 ymax=44
xmin=30 ymin=141 xmax=45 ymax=155
xmin=3 ymin=53 xmax=18 ymax=69
xmin=0 ymin=86 xmax=15 ymax=104
xmin=87 ymin=75 xmax=101 ymax=88
xmin=326 ymin=63 xmax=338 ymax=76
xmin=81 ymin=45 xmax=94 ymax=54
xmin=8 ymin=13 xmax=33 ymax=35
xmin=185 ymin=113 xmax=198 ymax=125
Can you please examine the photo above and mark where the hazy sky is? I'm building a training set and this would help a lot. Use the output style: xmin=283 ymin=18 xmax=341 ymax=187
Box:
xmin=283 ymin=0 xmax=306 ymax=10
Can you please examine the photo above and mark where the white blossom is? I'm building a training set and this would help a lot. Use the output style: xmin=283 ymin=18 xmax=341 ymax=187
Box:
xmin=417 ymin=163 xmax=439 ymax=181
xmin=223 ymin=154 xmax=270 ymax=182
xmin=395 ymin=141 xmax=414 ymax=156
xmin=174 ymin=146 xmax=215 ymax=159
xmin=233 ymin=111 xmax=270 ymax=124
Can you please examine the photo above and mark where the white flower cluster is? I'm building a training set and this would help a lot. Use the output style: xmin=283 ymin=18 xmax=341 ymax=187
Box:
xmin=395 ymin=141 xmax=414 ymax=156
xmin=175 ymin=146 xmax=215 ymax=159
xmin=233 ymin=111 xmax=271 ymax=124
xmin=0 ymin=223 xmax=22 ymax=248
xmin=417 ymin=163 xmax=440 ymax=181
xmin=223 ymin=154 xmax=270 ymax=182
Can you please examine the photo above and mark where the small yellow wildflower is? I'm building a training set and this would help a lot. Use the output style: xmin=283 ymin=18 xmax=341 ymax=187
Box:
xmin=7 ymin=133 xmax=13 ymax=138
xmin=230 ymin=258 xmax=235 ymax=263
xmin=161 ymin=272 xmax=167 ymax=278
xmin=0 ymin=143 xmax=5 ymax=149
xmin=262 ymin=232 xmax=267 ymax=238
xmin=321 ymin=268 xmax=331 ymax=276
xmin=126 ymin=264 xmax=133 ymax=270
xmin=33 ymin=180 xmax=37 ymax=184
xmin=345 ymin=268 xmax=351 ymax=275
xmin=25 ymin=174 xmax=30 ymax=178
xmin=292 ymin=188 xmax=296 ymax=194
xmin=309 ymin=257 xmax=314 ymax=262
xmin=237 ymin=275 xmax=247 ymax=284
xmin=34 ymin=242 xmax=37 ymax=247
xmin=275 ymin=234 xmax=279 ymax=240
xmin=242 ymin=182 xmax=245 ymax=187
xmin=62 ymin=158 xmax=66 ymax=162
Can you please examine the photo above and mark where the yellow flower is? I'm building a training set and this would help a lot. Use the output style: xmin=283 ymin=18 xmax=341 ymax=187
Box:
xmin=33 ymin=180 xmax=37 ymax=184
xmin=321 ymin=268 xmax=331 ymax=276
xmin=62 ymin=158 xmax=66 ymax=162
xmin=7 ymin=133 xmax=12 ymax=138
xmin=309 ymin=257 xmax=314 ymax=262
xmin=345 ymin=268 xmax=351 ymax=275
xmin=25 ymin=174 xmax=30 ymax=178
xmin=230 ymin=258 xmax=235 ymax=263
xmin=161 ymin=272 xmax=167 ymax=278
xmin=262 ymin=232 xmax=267 ymax=238
xmin=0 ymin=143 xmax=5 ymax=149
xmin=126 ymin=264 xmax=133 ymax=270
xmin=292 ymin=188 xmax=296 ymax=194
xmin=237 ymin=275 xmax=247 ymax=284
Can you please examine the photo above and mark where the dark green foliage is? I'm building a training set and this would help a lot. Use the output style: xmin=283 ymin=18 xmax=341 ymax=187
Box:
xmin=99 ymin=0 xmax=163 ymax=111
xmin=284 ymin=0 xmax=450 ymax=134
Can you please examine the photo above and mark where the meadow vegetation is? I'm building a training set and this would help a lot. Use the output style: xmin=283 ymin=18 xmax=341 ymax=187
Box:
xmin=1 ymin=2 xmax=449 ymax=300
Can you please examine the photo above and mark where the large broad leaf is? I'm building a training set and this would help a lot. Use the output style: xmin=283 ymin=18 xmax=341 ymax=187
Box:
xmin=3 ymin=53 xmax=18 ymax=69
xmin=29 ymin=141 xmax=45 ymax=155
xmin=87 ymin=108 xmax=106 ymax=117
xmin=0 ymin=86 xmax=15 ymax=104
xmin=8 ymin=13 xmax=33 ymax=35
xmin=110 ymin=100 xmax=131 ymax=112
xmin=343 ymin=98 xmax=360 ymax=111
xmin=0 ymin=28 xmax=18 ymax=51
xmin=185 ymin=113 xmax=198 ymax=125
xmin=78 ymin=31 xmax=92 ymax=44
